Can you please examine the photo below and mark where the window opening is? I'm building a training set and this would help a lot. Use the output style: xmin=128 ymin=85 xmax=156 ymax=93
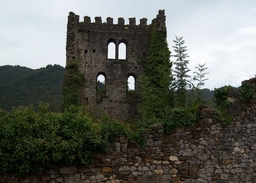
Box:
xmin=118 ymin=42 xmax=126 ymax=60
xmin=97 ymin=74 xmax=106 ymax=93
xmin=127 ymin=75 xmax=135 ymax=91
xmin=107 ymin=42 xmax=116 ymax=59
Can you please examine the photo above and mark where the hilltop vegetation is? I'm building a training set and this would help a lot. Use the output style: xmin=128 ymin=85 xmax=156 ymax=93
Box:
xmin=0 ymin=64 xmax=64 ymax=111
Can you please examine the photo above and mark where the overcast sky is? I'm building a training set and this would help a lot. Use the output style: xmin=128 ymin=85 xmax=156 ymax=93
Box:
xmin=0 ymin=0 xmax=255 ymax=89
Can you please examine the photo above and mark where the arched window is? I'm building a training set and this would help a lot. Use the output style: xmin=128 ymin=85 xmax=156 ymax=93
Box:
xmin=127 ymin=75 xmax=135 ymax=91
xmin=96 ymin=73 xmax=106 ymax=93
xmin=108 ymin=42 xmax=116 ymax=59
xmin=118 ymin=42 xmax=126 ymax=60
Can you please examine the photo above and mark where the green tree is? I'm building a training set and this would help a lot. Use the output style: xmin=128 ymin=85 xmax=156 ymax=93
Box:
xmin=172 ymin=36 xmax=191 ymax=106
xmin=193 ymin=63 xmax=209 ymax=89
xmin=191 ymin=63 xmax=209 ymax=104
xmin=139 ymin=24 xmax=172 ymax=120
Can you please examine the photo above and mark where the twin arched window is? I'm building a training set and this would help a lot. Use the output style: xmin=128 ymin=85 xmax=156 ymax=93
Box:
xmin=107 ymin=40 xmax=127 ymax=60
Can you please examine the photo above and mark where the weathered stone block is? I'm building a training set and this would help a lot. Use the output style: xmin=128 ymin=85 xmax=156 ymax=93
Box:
xmin=192 ymin=145 xmax=210 ymax=161
xmin=220 ymin=174 xmax=229 ymax=180
xmin=153 ymin=160 xmax=161 ymax=165
xmin=102 ymin=167 xmax=112 ymax=173
xmin=177 ymin=163 xmax=189 ymax=171
xmin=212 ymin=173 xmax=220 ymax=180
xmin=170 ymin=168 xmax=178 ymax=175
xmin=96 ymin=174 xmax=104 ymax=180
xmin=169 ymin=156 xmax=178 ymax=161
xmin=154 ymin=169 xmax=164 ymax=175
xmin=189 ymin=165 xmax=199 ymax=176
xmin=224 ymin=159 xmax=233 ymax=165
xmin=162 ymin=161 xmax=169 ymax=165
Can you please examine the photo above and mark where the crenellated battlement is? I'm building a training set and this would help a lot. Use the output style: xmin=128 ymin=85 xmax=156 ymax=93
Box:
xmin=69 ymin=9 xmax=166 ymax=27
xmin=82 ymin=15 xmax=148 ymax=26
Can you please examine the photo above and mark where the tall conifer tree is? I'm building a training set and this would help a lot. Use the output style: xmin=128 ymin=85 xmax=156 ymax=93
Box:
xmin=172 ymin=36 xmax=191 ymax=106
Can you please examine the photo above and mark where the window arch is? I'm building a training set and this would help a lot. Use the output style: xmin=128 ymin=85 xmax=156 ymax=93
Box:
xmin=96 ymin=73 xmax=106 ymax=93
xmin=107 ymin=40 xmax=116 ymax=59
xmin=127 ymin=74 xmax=136 ymax=91
xmin=118 ymin=42 xmax=126 ymax=60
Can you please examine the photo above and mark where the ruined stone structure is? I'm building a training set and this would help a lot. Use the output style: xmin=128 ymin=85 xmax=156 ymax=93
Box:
xmin=65 ymin=10 xmax=166 ymax=120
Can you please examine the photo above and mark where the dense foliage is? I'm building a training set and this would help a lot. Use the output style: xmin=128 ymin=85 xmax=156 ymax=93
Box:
xmin=213 ymin=86 xmax=234 ymax=125
xmin=240 ymin=80 xmax=256 ymax=103
xmin=214 ymin=85 xmax=233 ymax=108
xmin=100 ymin=115 xmax=134 ymax=143
xmin=0 ymin=65 xmax=64 ymax=111
xmin=138 ymin=24 xmax=172 ymax=120
xmin=62 ymin=61 xmax=85 ymax=110
xmin=163 ymin=107 xmax=197 ymax=134
xmin=0 ymin=104 xmax=133 ymax=175
xmin=137 ymin=28 xmax=214 ymax=133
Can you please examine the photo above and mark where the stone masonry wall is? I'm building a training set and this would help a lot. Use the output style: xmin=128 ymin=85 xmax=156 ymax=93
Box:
xmin=1 ymin=103 xmax=256 ymax=183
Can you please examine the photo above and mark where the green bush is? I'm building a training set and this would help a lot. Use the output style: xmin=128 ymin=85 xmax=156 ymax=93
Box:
xmin=62 ymin=61 xmax=85 ymax=110
xmin=213 ymin=86 xmax=234 ymax=125
xmin=99 ymin=115 xmax=133 ymax=143
xmin=214 ymin=85 xmax=233 ymax=108
xmin=213 ymin=108 xmax=233 ymax=126
xmin=240 ymin=81 xmax=256 ymax=103
xmin=0 ymin=105 xmax=105 ymax=175
xmin=163 ymin=107 xmax=197 ymax=134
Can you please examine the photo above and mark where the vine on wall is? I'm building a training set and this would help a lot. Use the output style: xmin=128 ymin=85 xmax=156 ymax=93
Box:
xmin=62 ymin=61 xmax=85 ymax=110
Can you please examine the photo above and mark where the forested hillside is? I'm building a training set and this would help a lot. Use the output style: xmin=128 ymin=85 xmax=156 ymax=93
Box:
xmin=0 ymin=65 xmax=65 ymax=111
xmin=0 ymin=64 xmax=214 ymax=112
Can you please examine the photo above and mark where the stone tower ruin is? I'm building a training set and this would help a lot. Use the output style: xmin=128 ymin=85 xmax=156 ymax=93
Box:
xmin=65 ymin=10 xmax=166 ymax=120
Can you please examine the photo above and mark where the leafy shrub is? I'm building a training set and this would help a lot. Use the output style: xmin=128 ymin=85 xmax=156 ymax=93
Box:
xmin=99 ymin=115 xmax=133 ymax=143
xmin=214 ymin=85 xmax=233 ymax=108
xmin=213 ymin=108 xmax=233 ymax=126
xmin=240 ymin=81 xmax=256 ymax=103
xmin=0 ymin=105 xmax=105 ymax=175
xmin=163 ymin=107 xmax=197 ymax=134
xmin=62 ymin=61 xmax=85 ymax=110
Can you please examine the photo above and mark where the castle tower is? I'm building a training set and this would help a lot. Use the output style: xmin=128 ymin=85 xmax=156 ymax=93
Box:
xmin=65 ymin=10 xmax=166 ymax=120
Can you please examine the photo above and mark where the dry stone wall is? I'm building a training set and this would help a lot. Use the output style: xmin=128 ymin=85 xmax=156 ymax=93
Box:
xmin=1 ymin=104 xmax=256 ymax=183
